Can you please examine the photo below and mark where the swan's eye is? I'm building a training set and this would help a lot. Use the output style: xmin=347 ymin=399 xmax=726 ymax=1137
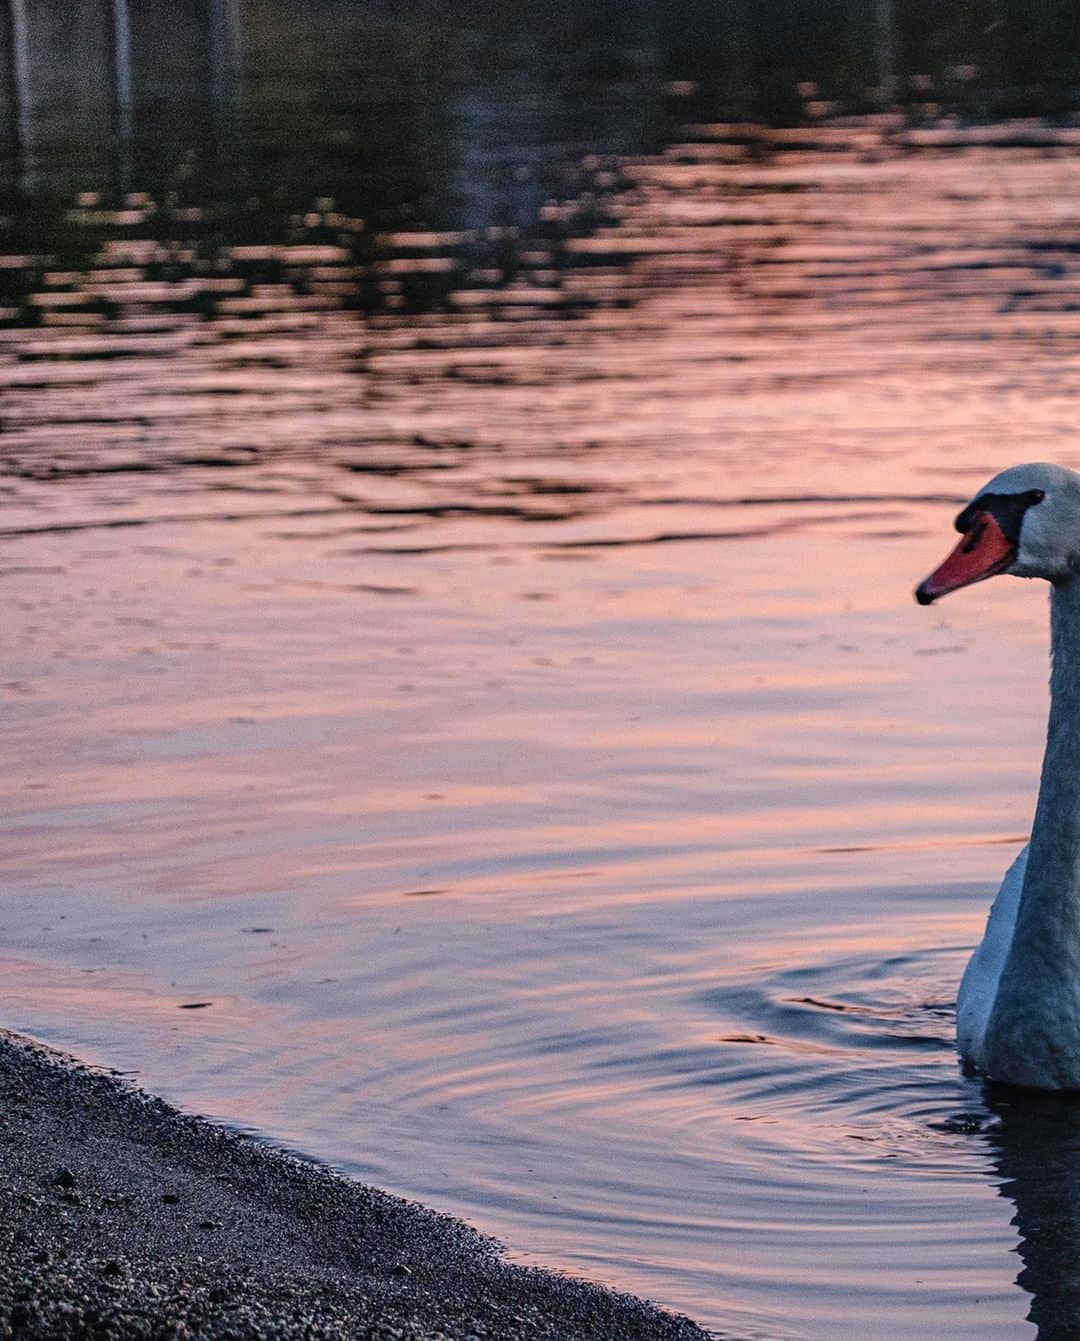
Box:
xmin=960 ymin=519 xmax=987 ymax=553
xmin=954 ymin=489 xmax=1044 ymax=541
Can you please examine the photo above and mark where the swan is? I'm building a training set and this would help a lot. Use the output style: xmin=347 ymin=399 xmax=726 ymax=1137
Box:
xmin=916 ymin=461 xmax=1080 ymax=1090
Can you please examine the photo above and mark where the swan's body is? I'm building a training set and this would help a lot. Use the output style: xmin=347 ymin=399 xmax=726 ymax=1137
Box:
xmin=956 ymin=844 xmax=1027 ymax=1068
xmin=918 ymin=462 xmax=1080 ymax=1090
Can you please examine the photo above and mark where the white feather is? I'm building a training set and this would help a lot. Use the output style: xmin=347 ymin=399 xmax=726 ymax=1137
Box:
xmin=956 ymin=844 xmax=1028 ymax=1069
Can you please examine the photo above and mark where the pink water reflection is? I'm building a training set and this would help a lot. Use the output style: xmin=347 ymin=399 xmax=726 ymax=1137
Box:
xmin=5 ymin=123 xmax=1080 ymax=1338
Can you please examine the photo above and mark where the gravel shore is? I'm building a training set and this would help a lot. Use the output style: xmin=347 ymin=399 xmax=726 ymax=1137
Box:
xmin=0 ymin=1030 xmax=713 ymax=1340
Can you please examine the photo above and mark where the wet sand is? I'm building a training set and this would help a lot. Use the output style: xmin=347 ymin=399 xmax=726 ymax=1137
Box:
xmin=0 ymin=1030 xmax=710 ymax=1341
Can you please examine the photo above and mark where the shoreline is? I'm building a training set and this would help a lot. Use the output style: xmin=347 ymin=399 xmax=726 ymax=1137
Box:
xmin=0 ymin=1029 xmax=713 ymax=1340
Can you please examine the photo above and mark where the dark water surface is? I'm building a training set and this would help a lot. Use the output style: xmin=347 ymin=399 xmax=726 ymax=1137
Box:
xmin=6 ymin=5 xmax=1080 ymax=1338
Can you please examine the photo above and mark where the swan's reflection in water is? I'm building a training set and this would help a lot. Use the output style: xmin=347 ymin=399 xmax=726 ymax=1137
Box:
xmin=983 ymin=1084 xmax=1080 ymax=1338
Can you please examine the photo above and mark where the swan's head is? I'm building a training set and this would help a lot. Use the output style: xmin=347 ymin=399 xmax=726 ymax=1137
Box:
xmin=916 ymin=463 xmax=1080 ymax=605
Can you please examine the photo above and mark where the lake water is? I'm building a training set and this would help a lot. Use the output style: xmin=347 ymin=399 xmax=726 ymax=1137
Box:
xmin=5 ymin=5 xmax=1080 ymax=1338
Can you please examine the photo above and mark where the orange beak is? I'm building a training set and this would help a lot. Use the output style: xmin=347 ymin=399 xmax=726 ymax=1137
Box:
xmin=915 ymin=511 xmax=1016 ymax=605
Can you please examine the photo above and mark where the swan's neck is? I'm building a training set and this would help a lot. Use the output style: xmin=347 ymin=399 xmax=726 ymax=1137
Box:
xmin=984 ymin=577 xmax=1080 ymax=1085
xmin=1020 ymin=576 xmax=1080 ymax=930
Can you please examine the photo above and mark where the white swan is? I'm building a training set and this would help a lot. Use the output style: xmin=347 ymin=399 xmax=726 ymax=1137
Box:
xmin=917 ymin=462 xmax=1080 ymax=1091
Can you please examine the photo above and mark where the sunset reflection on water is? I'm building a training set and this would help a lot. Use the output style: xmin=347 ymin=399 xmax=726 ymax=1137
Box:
xmin=5 ymin=7 xmax=1080 ymax=1336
